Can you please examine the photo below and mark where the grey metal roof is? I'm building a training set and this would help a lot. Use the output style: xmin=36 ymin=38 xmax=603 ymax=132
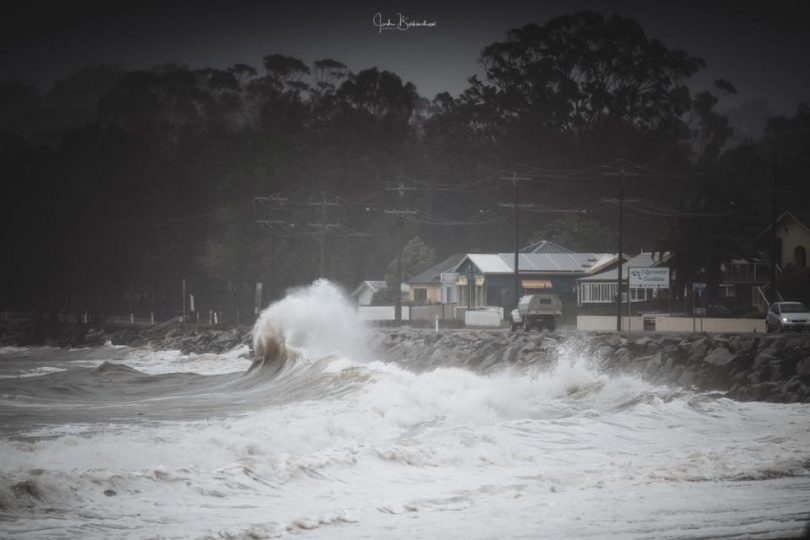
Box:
xmin=408 ymin=253 xmax=465 ymax=284
xmin=578 ymin=252 xmax=671 ymax=282
xmin=350 ymin=280 xmax=386 ymax=298
xmin=496 ymin=252 xmax=616 ymax=274
xmin=519 ymin=240 xmax=574 ymax=254
xmin=465 ymin=254 xmax=514 ymax=274
xmin=365 ymin=280 xmax=387 ymax=291
xmin=756 ymin=210 xmax=810 ymax=241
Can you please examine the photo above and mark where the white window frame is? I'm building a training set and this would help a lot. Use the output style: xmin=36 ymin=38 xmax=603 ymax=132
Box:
xmin=580 ymin=282 xmax=618 ymax=303
xmin=629 ymin=288 xmax=648 ymax=302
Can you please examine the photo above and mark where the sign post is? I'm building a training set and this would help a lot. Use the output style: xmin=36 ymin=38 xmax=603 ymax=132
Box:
xmin=693 ymin=282 xmax=707 ymax=332
xmin=628 ymin=267 xmax=670 ymax=332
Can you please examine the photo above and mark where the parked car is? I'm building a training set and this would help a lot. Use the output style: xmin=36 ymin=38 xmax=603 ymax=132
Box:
xmin=766 ymin=301 xmax=810 ymax=332
xmin=512 ymin=293 xmax=562 ymax=332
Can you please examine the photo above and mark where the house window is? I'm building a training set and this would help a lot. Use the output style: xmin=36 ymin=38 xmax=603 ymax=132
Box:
xmin=795 ymin=246 xmax=807 ymax=268
xmin=727 ymin=264 xmax=738 ymax=280
xmin=728 ymin=263 xmax=753 ymax=280
xmin=581 ymin=282 xmax=617 ymax=303
xmin=414 ymin=288 xmax=427 ymax=304
xmin=720 ymin=284 xmax=736 ymax=298
xmin=629 ymin=288 xmax=648 ymax=302
xmin=445 ymin=287 xmax=455 ymax=304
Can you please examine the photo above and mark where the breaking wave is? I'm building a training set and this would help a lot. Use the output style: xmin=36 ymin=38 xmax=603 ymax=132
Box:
xmin=251 ymin=279 xmax=369 ymax=369
xmin=1 ymin=280 xmax=809 ymax=539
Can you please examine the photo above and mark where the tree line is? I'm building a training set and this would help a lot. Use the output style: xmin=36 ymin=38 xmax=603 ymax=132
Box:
xmin=2 ymin=11 xmax=808 ymax=319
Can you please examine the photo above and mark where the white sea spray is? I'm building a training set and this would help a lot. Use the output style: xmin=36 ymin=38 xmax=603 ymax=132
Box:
xmin=0 ymin=281 xmax=808 ymax=539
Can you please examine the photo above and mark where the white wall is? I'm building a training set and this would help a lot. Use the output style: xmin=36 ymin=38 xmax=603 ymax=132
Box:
xmin=577 ymin=315 xmax=766 ymax=333
xmin=576 ymin=315 xmax=643 ymax=331
xmin=465 ymin=309 xmax=502 ymax=327
xmin=358 ymin=306 xmax=410 ymax=321
xmin=657 ymin=317 xmax=766 ymax=333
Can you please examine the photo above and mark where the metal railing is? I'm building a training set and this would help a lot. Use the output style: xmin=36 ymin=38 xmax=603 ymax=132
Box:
xmin=146 ymin=317 xmax=180 ymax=334
xmin=753 ymin=285 xmax=784 ymax=312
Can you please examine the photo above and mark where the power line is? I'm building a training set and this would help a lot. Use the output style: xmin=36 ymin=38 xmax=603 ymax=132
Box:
xmin=392 ymin=173 xmax=504 ymax=193
xmin=602 ymin=198 xmax=742 ymax=218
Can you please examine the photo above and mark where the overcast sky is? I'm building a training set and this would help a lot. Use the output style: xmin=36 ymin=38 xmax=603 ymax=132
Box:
xmin=3 ymin=0 xmax=810 ymax=117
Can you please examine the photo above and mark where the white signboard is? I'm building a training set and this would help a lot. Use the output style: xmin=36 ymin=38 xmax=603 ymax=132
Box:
xmin=628 ymin=267 xmax=670 ymax=289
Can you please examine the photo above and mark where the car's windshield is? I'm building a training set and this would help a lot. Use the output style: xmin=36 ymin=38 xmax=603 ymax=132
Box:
xmin=780 ymin=303 xmax=809 ymax=313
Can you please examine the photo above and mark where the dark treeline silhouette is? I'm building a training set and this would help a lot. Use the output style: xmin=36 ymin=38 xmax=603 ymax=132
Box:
xmin=2 ymin=12 xmax=808 ymax=319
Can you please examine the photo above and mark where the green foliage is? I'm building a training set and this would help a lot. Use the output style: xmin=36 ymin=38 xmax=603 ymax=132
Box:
xmin=529 ymin=214 xmax=613 ymax=252
xmin=262 ymin=55 xmax=310 ymax=83
xmin=425 ymin=11 xmax=737 ymax=177
xmin=777 ymin=265 xmax=810 ymax=306
xmin=381 ymin=236 xmax=436 ymax=305
xmin=689 ymin=86 xmax=735 ymax=162
xmin=656 ymin=177 xmax=764 ymax=300
xmin=0 ymin=12 xmax=788 ymax=320
xmin=479 ymin=13 xmax=703 ymax=132
xmin=763 ymin=103 xmax=810 ymax=209
xmin=371 ymin=286 xmax=400 ymax=306
xmin=474 ymin=12 xmax=707 ymax=155
xmin=398 ymin=236 xmax=437 ymax=281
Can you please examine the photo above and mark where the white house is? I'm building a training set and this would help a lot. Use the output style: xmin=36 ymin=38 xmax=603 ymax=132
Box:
xmin=350 ymin=280 xmax=409 ymax=306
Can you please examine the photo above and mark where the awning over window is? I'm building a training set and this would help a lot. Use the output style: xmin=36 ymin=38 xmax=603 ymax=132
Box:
xmin=522 ymin=279 xmax=552 ymax=289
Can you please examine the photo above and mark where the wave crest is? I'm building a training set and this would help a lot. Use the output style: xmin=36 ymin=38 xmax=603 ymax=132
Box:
xmin=250 ymin=280 xmax=368 ymax=374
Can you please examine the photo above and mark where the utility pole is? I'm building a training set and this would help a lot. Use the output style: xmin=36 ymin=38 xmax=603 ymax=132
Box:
xmin=383 ymin=180 xmax=419 ymax=325
xmin=500 ymin=172 xmax=531 ymax=310
xmin=603 ymin=162 xmax=637 ymax=332
xmin=514 ymin=174 xmax=520 ymax=308
xmin=305 ymin=222 xmax=340 ymax=278
xmin=257 ymin=194 xmax=340 ymax=280
xmin=320 ymin=202 xmax=327 ymax=278
xmin=617 ymin=169 xmax=624 ymax=331
xmin=257 ymin=194 xmax=376 ymax=293
xmin=770 ymin=157 xmax=778 ymax=305
xmin=308 ymin=194 xmax=339 ymax=279
xmin=383 ymin=209 xmax=418 ymax=324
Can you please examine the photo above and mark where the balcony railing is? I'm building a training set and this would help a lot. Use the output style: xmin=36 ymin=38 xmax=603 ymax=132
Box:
xmin=722 ymin=264 xmax=771 ymax=283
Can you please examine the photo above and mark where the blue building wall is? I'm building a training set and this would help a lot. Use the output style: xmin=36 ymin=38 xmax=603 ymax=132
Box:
xmin=457 ymin=259 xmax=579 ymax=320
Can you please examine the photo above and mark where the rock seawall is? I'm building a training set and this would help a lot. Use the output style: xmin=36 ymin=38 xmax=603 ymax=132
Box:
xmin=373 ymin=329 xmax=810 ymax=404
xmin=3 ymin=319 xmax=809 ymax=403
xmin=0 ymin=320 xmax=250 ymax=354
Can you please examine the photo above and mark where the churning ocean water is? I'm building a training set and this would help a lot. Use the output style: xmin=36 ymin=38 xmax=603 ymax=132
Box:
xmin=1 ymin=281 xmax=809 ymax=539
